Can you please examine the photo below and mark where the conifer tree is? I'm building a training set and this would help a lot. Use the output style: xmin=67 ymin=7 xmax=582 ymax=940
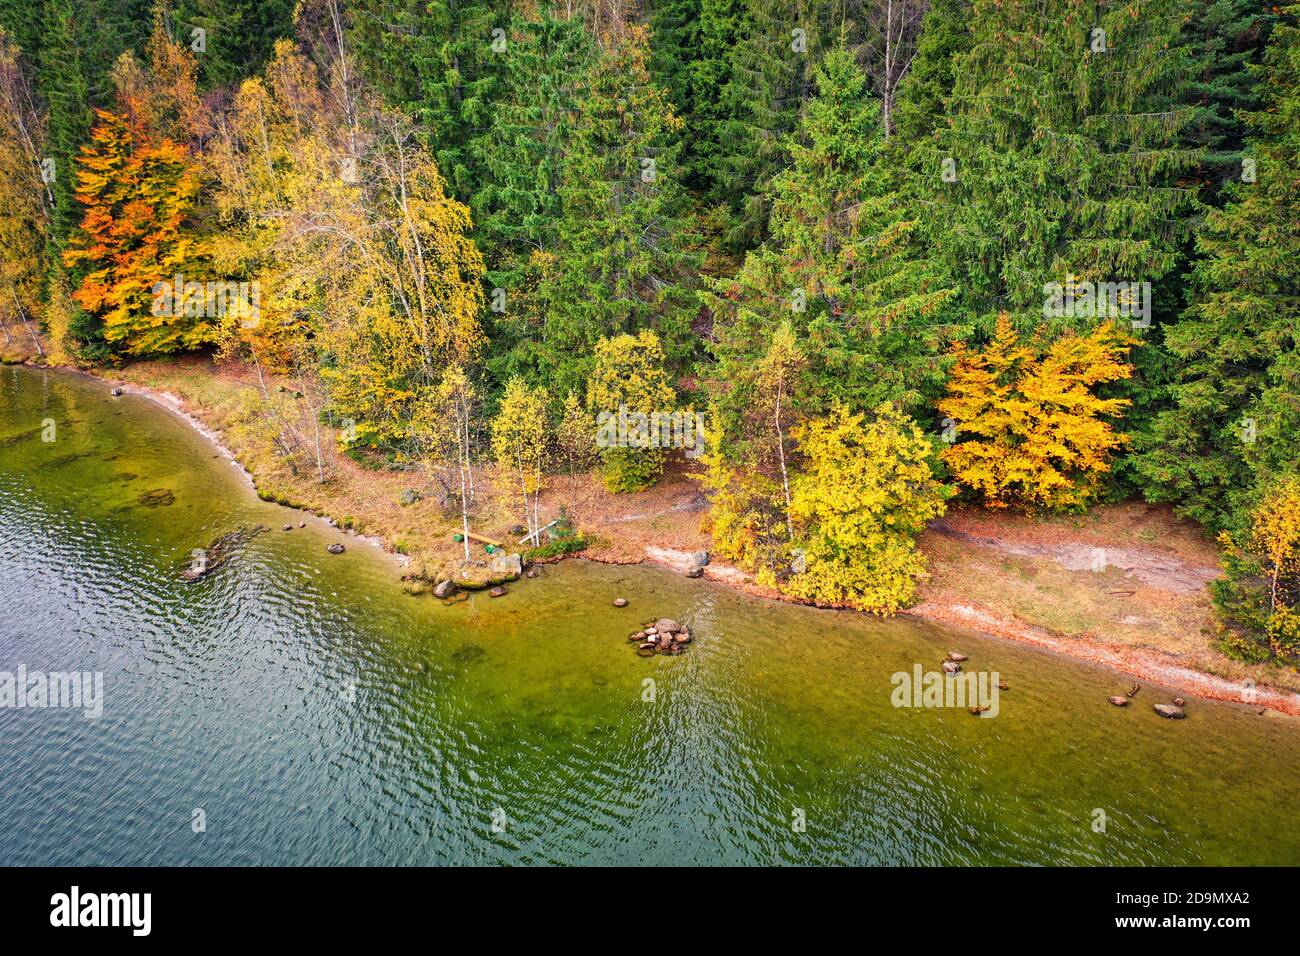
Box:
xmin=706 ymin=46 xmax=956 ymax=438
xmin=1133 ymin=8 xmax=1300 ymax=531
xmin=926 ymin=0 xmax=1201 ymax=328
xmin=537 ymin=26 xmax=699 ymax=397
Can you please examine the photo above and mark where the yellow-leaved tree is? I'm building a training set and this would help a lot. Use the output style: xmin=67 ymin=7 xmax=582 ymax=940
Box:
xmin=1215 ymin=474 xmax=1300 ymax=663
xmin=587 ymin=330 xmax=676 ymax=492
xmin=783 ymin=403 xmax=948 ymax=614
xmin=491 ymin=377 xmax=550 ymax=548
xmin=0 ymin=29 xmax=51 ymax=360
xmin=939 ymin=314 xmax=1133 ymax=511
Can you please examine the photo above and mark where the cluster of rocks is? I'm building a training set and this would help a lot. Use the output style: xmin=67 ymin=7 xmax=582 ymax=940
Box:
xmin=628 ymin=618 xmax=692 ymax=657
xmin=1108 ymin=684 xmax=1187 ymax=718
xmin=418 ymin=551 xmax=525 ymax=604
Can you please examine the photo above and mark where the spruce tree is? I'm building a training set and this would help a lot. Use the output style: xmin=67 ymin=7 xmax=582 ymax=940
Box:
xmin=533 ymin=25 xmax=700 ymax=398
xmin=1176 ymin=0 xmax=1274 ymax=203
xmin=926 ymin=0 xmax=1201 ymax=329
xmin=892 ymin=0 xmax=970 ymax=144
xmin=1133 ymin=9 xmax=1300 ymax=531
xmin=707 ymin=46 xmax=957 ymax=439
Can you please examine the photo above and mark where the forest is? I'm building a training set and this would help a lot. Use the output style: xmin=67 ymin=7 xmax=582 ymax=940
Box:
xmin=0 ymin=0 xmax=1296 ymax=665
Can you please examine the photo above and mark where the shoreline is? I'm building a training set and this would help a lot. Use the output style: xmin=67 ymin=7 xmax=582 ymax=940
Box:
xmin=20 ymin=357 xmax=1299 ymax=717
xmin=35 ymin=362 xmax=409 ymax=568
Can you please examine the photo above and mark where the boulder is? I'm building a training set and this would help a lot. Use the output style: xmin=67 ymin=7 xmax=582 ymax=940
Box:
xmin=1108 ymin=696 xmax=1129 ymax=707
xmin=487 ymin=551 xmax=523 ymax=579
xmin=456 ymin=552 xmax=523 ymax=590
xmin=327 ymin=543 xmax=345 ymax=554
xmin=673 ymin=630 xmax=691 ymax=644
xmin=691 ymin=550 xmax=710 ymax=568
xmin=1153 ymin=703 xmax=1186 ymax=719
xmin=684 ymin=567 xmax=704 ymax=578
xmin=433 ymin=580 xmax=457 ymax=599
xmin=654 ymin=618 xmax=683 ymax=634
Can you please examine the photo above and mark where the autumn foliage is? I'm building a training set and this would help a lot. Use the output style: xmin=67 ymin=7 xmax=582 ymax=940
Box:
xmin=939 ymin=315 xmax=1134 ymax=512
xmin=62 ymin=106 xmax=208 ymax=355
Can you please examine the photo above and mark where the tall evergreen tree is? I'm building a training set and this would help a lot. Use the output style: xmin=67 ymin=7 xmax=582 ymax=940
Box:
xmin=173 ymin=0 xmax=296 ymax=88
xmin=349 ymin=0 xmax=512 ymax=200
xmin=1176 ymin=0 xmax=1274 ymax=202
xmin=1133 ymin=7 xmax=1300 ymax=531
xmin=707 ymin=46 xmax=957 ymax=439
xmin=530 ymin=25 xmax=700 ymax=398
xmin=891 ymin=0 xmax=970 ymax=144
xmin=926 ymin=0 xmax=1201 ymax=329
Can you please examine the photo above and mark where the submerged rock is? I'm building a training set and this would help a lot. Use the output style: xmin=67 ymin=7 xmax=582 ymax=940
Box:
xmin=489 ymin=586 xmax=507 ymax=598
xmin=941 ymin=660 xmax=961 ymax=675
xmin=613 ymin=597 xmax=628 ymax=607
xmin=1109 ymin=696 xmax=1129 ymax=707
xmin=948 ymin=652 xmax=968 ymax=662
xmin=138 ymin=488 xmax=175 ymax=508
xmin=1154 ymin=703 xmax=1186 ymax=719
xmin=179 ymin=524 xmax=268 ymax=582
xmin=326 ymin=543 xmax=345 ymax=554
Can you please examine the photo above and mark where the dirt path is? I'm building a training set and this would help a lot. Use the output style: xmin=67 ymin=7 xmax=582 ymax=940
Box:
xmin=930 ymin=519 xmax=1221 ymax=594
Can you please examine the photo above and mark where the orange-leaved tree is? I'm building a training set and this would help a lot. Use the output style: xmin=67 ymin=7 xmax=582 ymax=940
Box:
xmin=939 ymin=314 xmax=1133 ymax=511
xmin=62 ymin=105 xmax=208 ymax=356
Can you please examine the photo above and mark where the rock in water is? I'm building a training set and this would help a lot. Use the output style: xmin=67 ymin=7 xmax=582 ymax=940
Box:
xmin=941 ymin=660 xmax=961 ymax=675
xmin=489 ymin=586 xmax=507 ymax=598
xmin=948 ymin=652 xmax=968 ymax=662
xmin=654 ymin=618 xmax=683 ymax=634
xmin=691 ymin=550 xmax=710 ymax=568
xmin=1109 ymin=696 xmax=1129 ymax=707
xmin=433 ymin=580 xmax=457 ymax=599
xmin=684 ymin=567 xmax=703 ymax=578
xmin=1153 ymin=703 xmax=1186 ymax=719
xmin=327 ymin=543 xmax=345 ymax=554
xmin=1173 ymin=697 xmax=1186 ymax=707
xmin=613 ymin=597 xmax=628 ymax=607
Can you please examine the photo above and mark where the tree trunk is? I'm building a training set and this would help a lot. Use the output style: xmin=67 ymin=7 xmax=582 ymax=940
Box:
xmin=775 ymin=386 xmax=793 ymax=540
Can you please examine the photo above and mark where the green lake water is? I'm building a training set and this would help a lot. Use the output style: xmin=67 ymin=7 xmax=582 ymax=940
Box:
xmin=1 ymin=365 xmax=1296 ymax=865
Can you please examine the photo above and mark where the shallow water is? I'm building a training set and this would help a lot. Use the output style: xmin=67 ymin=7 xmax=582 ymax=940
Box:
xmin=1 ymin=365 xmax=1296 ymax=865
